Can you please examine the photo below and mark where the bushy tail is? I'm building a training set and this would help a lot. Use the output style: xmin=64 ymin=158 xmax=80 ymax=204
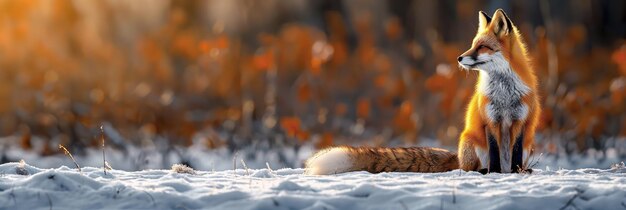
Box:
xmin=305 ymin=146 xmax=459 ymax=175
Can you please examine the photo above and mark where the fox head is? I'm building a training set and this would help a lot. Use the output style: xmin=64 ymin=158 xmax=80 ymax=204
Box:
xmin=457 ymin=9 xmax=521 ymax=72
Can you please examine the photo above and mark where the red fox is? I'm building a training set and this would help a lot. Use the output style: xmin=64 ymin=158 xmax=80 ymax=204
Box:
xmin=305 ymin=9 xmax=540 ymax=175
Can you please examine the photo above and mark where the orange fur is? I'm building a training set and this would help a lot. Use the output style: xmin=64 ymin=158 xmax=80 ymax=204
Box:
xmin=305 ymin=146 xmax=458 ymax=175
xmin=305 ymin=9 xmax=540 ymax=175
xmin=458 ymin=9 xmax=540 ymax=173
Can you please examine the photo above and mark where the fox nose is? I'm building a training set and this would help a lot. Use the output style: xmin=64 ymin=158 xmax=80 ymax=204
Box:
xmin=457 ymin=56 xmax=463 ymax=62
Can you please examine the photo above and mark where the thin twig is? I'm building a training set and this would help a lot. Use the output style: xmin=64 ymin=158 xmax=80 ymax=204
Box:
xmin=529 ymin=153 xmax=544 ymax=169
xmin=523 ymin=148 xmax=534 ymax=169
xmin=233 ymin=152 xmax=238 ymax=176
xmin=240 ymin=159 xmax=250 ymax=176
xmin=59 ymin=145 xmax=81 ymax=173
xmin=266 ymin=162 xmax=274 ymax=174
xmin=101 ymin=125 xmax=107 ymax=175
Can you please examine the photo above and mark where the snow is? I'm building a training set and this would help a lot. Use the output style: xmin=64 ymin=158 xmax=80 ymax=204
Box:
xmin=1 ymin=135 xmax=625 ymax=209
xmin=1 ymin=162 xmax=625 ymax=210
xmin=0 ymin=135 xmax=315 ymax=171
xmin=2 ymin=135 xmax=624 ymax=173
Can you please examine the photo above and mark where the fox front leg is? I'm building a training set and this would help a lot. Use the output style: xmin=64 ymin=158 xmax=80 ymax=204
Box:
xmin=478 ymin=126 xmax=501 ymax=174
xmin=511 ymin=130 xmax=533 ymax=173
xmin=499 ymin=122 xmax=513 ymax=173
xmin=511 ymin=130 xmax=523 ymax=173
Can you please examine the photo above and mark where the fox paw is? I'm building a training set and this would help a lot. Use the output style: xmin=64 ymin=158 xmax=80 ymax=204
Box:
xmin=478 ymin=168 xmax=489 ymax=174
xmin=477 ymin=168 xmax=502 ymax=174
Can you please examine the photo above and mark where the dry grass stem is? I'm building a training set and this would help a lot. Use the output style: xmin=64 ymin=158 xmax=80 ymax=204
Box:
xmin=240 ymin=159 xmax=250 ymax=176
xmin=59 ymin=145 xmax=81 ymax=173
xmin=101 ymin=125 xmax=107 ymax=175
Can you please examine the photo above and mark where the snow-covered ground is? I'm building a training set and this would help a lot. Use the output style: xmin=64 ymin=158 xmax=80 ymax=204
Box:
xmin=1 ymin=161 xmax=625 ymax=210
xmin=2 ymin=134 xmax=624 ymax=172
xmin=1 ymin=135 xmax=625 ymax=209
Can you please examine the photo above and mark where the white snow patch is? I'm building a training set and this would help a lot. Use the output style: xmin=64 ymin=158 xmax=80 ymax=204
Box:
xmin=0 ymin=163 xmax=625 ymax=210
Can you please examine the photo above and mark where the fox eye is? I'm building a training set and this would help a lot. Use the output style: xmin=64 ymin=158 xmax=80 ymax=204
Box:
xmin=478 ymin=45 xmax=493 ymax=51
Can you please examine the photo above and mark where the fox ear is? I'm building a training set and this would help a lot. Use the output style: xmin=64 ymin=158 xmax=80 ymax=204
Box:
xmin=491 ymin=9 xmax=512 ymax=36
xmin=478 ymin=11 xmax=492 ymax=30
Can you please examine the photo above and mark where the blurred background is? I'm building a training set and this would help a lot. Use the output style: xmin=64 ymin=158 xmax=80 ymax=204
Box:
xmin=0 ymin=0 xmax=625 ymax=170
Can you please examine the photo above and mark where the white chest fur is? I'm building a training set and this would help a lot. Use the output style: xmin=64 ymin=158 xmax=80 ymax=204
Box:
xmin=477 ymin=53 xmax=531 ymax=125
